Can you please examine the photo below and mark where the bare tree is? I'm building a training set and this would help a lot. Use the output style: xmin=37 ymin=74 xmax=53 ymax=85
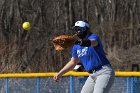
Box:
xmin=0 ymin=0 xmax=140 ymax=73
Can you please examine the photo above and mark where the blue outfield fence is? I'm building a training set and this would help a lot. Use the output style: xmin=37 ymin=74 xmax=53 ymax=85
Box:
xmin=1 ymin=77 xmax=140 ymax=93
xmin=0 ymin=72 xmax=140 ymax=93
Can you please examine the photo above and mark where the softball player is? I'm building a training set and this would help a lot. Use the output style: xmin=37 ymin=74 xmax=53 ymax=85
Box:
xmin=53 ymin=20 xmax=115 ymax=93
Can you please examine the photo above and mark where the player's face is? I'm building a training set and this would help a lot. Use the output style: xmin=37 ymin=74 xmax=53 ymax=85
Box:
xmin=74 ymin=26 xmax=86 ymax=32
xmin=73 ymin=26 xmax=88 ymax=39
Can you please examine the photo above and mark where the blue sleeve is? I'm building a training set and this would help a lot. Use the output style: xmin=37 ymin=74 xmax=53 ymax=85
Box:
xmin=88 ymin=34 xmax=100 ymax=42
xmin=72 ymin=45 xmax=78 ymax=58
xmin=89 ymin=34 xmax=102 ymax=47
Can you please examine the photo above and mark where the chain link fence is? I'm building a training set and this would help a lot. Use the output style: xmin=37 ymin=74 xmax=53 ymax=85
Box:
xmin=0 ymin=76 xmax=140 ymax=93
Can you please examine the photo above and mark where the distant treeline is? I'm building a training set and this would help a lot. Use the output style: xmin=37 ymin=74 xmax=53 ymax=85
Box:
xmin=0 ymin=0 xmax=140 ymax=73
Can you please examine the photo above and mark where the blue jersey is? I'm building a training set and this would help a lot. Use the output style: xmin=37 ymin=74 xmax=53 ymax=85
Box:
xmin=72 ymin=34 xmax=110 ymax=71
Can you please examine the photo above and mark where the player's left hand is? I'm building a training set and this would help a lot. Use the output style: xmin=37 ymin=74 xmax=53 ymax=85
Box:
xmin=53 ymin=73 xmax=62 ymax=82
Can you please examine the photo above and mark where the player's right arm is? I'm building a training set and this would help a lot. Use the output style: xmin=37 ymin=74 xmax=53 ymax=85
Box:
xmin=53 ymin=57 xmax=79 ymax=82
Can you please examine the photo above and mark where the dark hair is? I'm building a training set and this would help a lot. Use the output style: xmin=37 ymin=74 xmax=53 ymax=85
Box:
xmin=83 ymin=20 xmax=90 ymax=30
xmin=83 ymin=20 xmax=89 ymax=23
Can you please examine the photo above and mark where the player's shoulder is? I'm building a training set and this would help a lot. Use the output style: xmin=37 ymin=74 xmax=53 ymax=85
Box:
xmin=73 ymin=44 xmax=80 ymax=48
xmin=88 ymin=34 xmax=100 ymax=39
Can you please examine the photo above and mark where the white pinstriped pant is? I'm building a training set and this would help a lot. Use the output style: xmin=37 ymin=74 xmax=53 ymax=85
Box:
xmin=81 ymin=65 xmax=115 ymax=93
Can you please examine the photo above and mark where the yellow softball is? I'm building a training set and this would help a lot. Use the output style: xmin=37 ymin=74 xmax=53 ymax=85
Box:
xmin=22 ymin=22 xmax=31 ymax=30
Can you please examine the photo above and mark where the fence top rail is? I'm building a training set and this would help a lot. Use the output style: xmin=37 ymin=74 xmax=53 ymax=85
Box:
xmin=0 ymin=71 xmax=140 ymax=78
